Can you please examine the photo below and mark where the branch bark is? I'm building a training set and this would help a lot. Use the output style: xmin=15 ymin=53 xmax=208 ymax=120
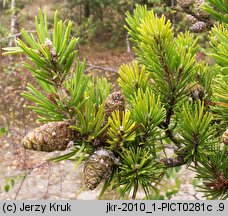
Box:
xmin=172 ymin=6 xmax=213 ymax=28
xmin=85 ymin=63 xmax=118 ymax=73
xmin=0 ymin=30 xmax=36 ymax=43
xmin=161 ymin=156 xmax=186 ymax=167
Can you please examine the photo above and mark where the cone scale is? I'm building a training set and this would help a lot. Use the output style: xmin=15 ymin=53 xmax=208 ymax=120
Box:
xmin=104 ymin=91 xmax=125 ymax=116
xmin=83 ymin=149 xmax=115 ymax=190
xmin=22 ymin=121 xmax=73 ymax=152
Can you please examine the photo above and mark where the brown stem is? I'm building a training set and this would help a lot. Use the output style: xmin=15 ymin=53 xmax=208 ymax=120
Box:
xmin=172 ymin=7 xmax=213 ymax=28
xmin=161 ymin=156 xmax=186 ymax=168
xmin=165 ymin=128 xmax=181 ymax=148
xmin=162 ymin=95 xmax=182 ymax=148
xmin=154 ymin=37 xmax=182 ymax=148
xmin=85 ymin=63 xmax=118 ymax=73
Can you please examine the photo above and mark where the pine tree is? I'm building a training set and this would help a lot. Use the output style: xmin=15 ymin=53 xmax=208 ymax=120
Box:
xmin=3 ymin=0 xmax=228 ymax=199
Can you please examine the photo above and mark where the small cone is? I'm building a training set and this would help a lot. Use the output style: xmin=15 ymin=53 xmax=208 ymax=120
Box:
xmin=178 ymin=0 xmax=194 ymax=8
xmin=103 ymin=91 xmax=125 ymax=127
xmin=186 ymin=15 xmax=198 ymax=24
xmin=22 ymin=121 xmax=73 ymax=152
xmin=205 ymin=172 xmax=228 ymax=191
xmin=104 ymin=91 xmax=125 ymax=116
xmin=195 ymin=0 xmax=209 ymax=18
xmin=190 ymin=84 xmax=204 ymax=101
xmin=190 ymin=21 xmax=208 ymax=33
xmin=83 ymin=149 xmax=115 ymax=190
xmin=91 ymin=92 xmax=125 ymax=148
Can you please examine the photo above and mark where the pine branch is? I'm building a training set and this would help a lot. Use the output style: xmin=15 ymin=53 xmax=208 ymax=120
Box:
xmin=85 ymin=63 xmax=118 ymax=73
xmin=0 ymin=30 xmax=37 ymax=43
xmin=161 ymin=156 xmax=186 ymax=168
xmin=165 ymin=128 xmax=182 ymax=147
xmin=172 ymin=7 xmax=213 ymax=28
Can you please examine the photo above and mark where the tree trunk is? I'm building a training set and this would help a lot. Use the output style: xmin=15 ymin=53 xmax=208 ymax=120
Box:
xmin=126 ymin=34 xmax=131 ymax=53
xmin=9 ymin=0 xmax=16 ymax=47
xmin=98 ymin=5 xmax=103 ymax=21
xmin=84 ymin=0 xmax=90 ymax=18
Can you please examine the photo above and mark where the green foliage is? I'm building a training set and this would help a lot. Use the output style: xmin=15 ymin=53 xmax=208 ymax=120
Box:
xmin=178 ymin=101 xmax=218 ymax=163
xmin=130 ymin=89 xmax=165 ymax=145
xmin=204 ymin=0 xmax=228 ymax=24
xmin=123 ymin=4 xmax=228 ymax=199
xmin=126 ymin=5 xmax=198 ymax=103
xmin=0 ymin=125 xmax=8 ymax=138
xmin=86 ymin=77 xmax=111 ymax=106
xmin=107 ymin=111 xmax=136 ymax=150
xmin=70 ymin=102 xmax=106 ymax=139
xmin=196 ymin=63 xmax=214 ymax=100
xmin=117 ymin=147 xmax=162 ymax=199
xmin=210 ymin=24 xmax=228 ymax=69
xmin=146 ymin=167 xmax=182 ymax=200
xmin=0 ymin=175 xmax=18 ymax=193
xmin=64 ymin=61 xmax=90 ymax=109
xmin=3 ymin=9 xmax=81 ymax=123
xmin=209 ymin=24 xmax=228 ymax=124
xmin=118 ymin=62 xmax=151 ymax=102
xmin=74 ymin=16 xmax=98 ymax=44
xmin=2 ymin=9 xmax=109 ymax=169
xmin=192 ymin=149 xmax=228 ymax=200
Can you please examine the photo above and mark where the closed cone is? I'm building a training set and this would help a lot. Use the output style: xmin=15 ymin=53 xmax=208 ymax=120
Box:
xmin=99 ymin=92 xmax=125 ymax=146
xmin=178 ymin=0 xmax=194 ymax=8
xmin=190 ymin=21 xmax=208 ymax=33
xmin=22 ymin=121 xmax=73 ymax=152
xmin=186 ymin=15 xmax=198 ymax=24
xmin=195 ymin=0 xmax=209 ymax=18
xmin=104 ymin=91 xmax=125 ymax=116
xmin=190 ymin=84 xmax=204 ymax=101
xmin=83 ymin=149 xmax=115 ymax=190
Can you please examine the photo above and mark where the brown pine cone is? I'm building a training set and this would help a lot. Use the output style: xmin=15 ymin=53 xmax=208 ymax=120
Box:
xmin=22 ymin=121 xmax=74 ymax=152
xmin=83 ymin=149 xmax=115 ymax=190
xmin=186 ymin=14 xmax=198 ymax=24
xmin=104 ymin=91 xmax=125 ymax=117
xmin=190 ymin=21 xmax=208 ymax=33
xmin=194 ymin=0 xmax=209 ymax=18
xmin=178 ymin=0 xmax=194 ymax=8
xmin=190 ymin=84 xmax=204 ymax=101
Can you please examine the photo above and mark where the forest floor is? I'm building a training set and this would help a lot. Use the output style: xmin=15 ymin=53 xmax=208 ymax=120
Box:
xmin=0 ymin=43 xmax=205 ymax=200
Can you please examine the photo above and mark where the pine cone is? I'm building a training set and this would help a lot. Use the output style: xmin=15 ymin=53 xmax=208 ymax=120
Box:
xmin=186 ymin=14 xmax=198 ymax=24
xmin=205 ymin=172 xmax=228 ymax=191
xmin=22 ymin=121 xmax=74 ymax=152
xmin=178 ymin=0 xmax=194 ymax=8
xmin=194 ymin=0 xmax=209 ymax=18
xmin=190 ymin=84 xmax=204 ymax=101
xmin=104 ymin=91 xmax=125 ymax=116
xmin=222 ymin=129 xmax=228 ymax=145
xmin=91 ymin=92 xmax=125 ymax=148
xmin=190 ymin=21 xmax=208 ymax=33
xmin=83 ymin=149 xmax=115 ymax=190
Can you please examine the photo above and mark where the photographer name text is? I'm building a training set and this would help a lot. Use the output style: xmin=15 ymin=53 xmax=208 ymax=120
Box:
xmin=2 ymin=202 xmax=71 ymax=213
